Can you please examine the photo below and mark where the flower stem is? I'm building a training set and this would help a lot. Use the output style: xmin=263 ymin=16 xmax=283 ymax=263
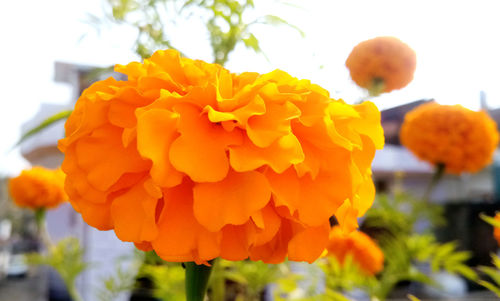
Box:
xmin=185 ymin=261 xmax=214 ymax=301
xmin=34 ymin=208 xmax=53 ymax=249
xmin=422 ymin=163 xmax=445 ymax=202
xmin=67 ymin=282 xmax=84 ymax=301
xmin=368 ymin=78 xmax=385 ymax=97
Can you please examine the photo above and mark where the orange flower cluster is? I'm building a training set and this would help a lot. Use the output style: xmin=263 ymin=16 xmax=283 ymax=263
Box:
xmin=326 ymin=226 xmax=384 ymax=275
xmin=346 ymin=36 xmax=416 ymax=94
xmin=58 ymin=49 xmax=384 ymax=264
xmin=400 ymin=102 xmax=499 ymax=174
xmin=494 ymin=213 xmax=500 ymax=246
xmin=9 ymin=166 xmax=67 ymax=210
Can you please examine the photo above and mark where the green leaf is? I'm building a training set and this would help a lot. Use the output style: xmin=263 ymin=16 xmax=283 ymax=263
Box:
xmin=480 ymin=213 xmax=500 ymax=228
xmin=261 ymin=15 xmax=305 ymax=37
xmin=478 ymin=280 xmax=500 ymax=297
xmin=242 ymin=33 xmax=261 ymax=52
xmin=15 ymin=110 xmax=72 ymax=147
xmin=407 ymin=294 xmax=421 ymax=301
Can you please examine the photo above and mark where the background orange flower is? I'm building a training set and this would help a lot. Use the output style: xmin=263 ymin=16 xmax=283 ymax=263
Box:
xmin=9 ymin=166 xmax=67 ymax=209
xmin=400 ymin=101 xmax=499 ymax=174
xmin=326 ymin=226 xmax=384 ymax=275
xmin=346 ymin=36 xmax=416 ymax=94
xmin=58 ymin=49 xmax=384 ymax=264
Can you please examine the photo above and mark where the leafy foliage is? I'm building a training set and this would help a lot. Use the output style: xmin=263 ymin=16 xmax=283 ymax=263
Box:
xmin=138 ymin=263 xmax=186 ymax=300
xmin=94 ymin=0 xmax=302 ymax=64
xmin=96 ymin=263 xmax=138 ymax=301
xmin=477 ymin=254 xmax=500 ymax=297
xmin=355 ymin=190 xmax=477 ymax=300
xmin=25 ymin=237 xmax=87 ymax=301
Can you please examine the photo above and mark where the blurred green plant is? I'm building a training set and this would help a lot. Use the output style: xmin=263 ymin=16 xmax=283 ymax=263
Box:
xmin=357 ymin=189 xmax=477 ymax=300
xmin=93 ymin=0 xmax=303 ymax=64
xmin=95 ymin=251 xmax=144 ymax=301
xmin=211 ymin=259 xmax=285 ymax=301
xmin=477 ymin=254 xmax=500 ymax=297
xmin=25 ymin=237 xmax=87 ymax=301
xmin=139 ymin=263 xmax=186 ymax=300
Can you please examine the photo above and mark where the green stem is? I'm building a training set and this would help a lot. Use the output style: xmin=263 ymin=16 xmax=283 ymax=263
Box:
xmin=34 ymin=208 xmax=52 ymax=249
xmin=368 ymin=78 xmax=385 ymax=97
xmin=422 ymin=163 xmax=445 ymax=202
xmin=211 ymin=259 xmax=225 ymax=301
xmin=67 ymin=282 xmax=84 ymax=301
xmin=185 ymin=261 xmax=214 ymax=301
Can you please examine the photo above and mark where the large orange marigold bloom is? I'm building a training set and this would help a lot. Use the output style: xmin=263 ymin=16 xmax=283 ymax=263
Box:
xmin=9 ymin=166 xmax=67 ymax=209
xmin=58 ymin=49 xmax=384 ymax=264
xmin=346 ymin=36 xmax=416 ymax=94
xmin=400 ymin=101 xmax=499 ymax=174
xmin=326 ymin=226 xmax=384 ymax=275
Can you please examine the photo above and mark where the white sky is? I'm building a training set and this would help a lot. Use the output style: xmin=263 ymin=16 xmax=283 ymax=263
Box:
xmin=1 ymin=0 xmax=500 ymax=175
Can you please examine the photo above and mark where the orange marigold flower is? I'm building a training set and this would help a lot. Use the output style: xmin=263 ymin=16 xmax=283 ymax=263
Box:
xmin=58 ymin=49 xmax=384 ymax=264
xmin=494 ymin=213 xmax=500 ymax=246
xmin=346 ymin=36 xmax=416 ymax=94
xmin=400 ymin=101 xmax=499 ymax=174
xmin=9 ymin=166 xmax=67 ymax=210
xmin=326 ymin=226 xmax=384 ymax=275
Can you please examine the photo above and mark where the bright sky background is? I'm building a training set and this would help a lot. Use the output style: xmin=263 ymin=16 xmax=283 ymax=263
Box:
xmin=1 ymin=0 xmax=500 ymax=175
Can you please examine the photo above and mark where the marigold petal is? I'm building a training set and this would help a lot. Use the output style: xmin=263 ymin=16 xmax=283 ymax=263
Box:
xmin=75 ymin=125 xmax=150 ymax=191
xmin=288 ymin=222 xmax=330 ymax=263
xmin=252 ymin=203 xmax=282 ymax=246
xmin=297 ymin=172 xmax=351 ymax=227
xmin=249 ymin=219 xmax=292 ymax=264
xmin=264 ymin=168 xmax=300 ymax=212
xmin=220 ymin=222 xmax=256 ymax=261
xmin=111 ymin=179 xmax=160 ymax=242
xmin=229 ymin=133 xmax=304 ymax=173
xmin=137 ymin=108 xmax=183 ymax=187
xmin=152 ymin=180 xmax=221 ymax=263
xmin=169 ymin=103 xmax=242 ymax=182
xmin=246 ymin=101 xmax=301 ymax=148
xmin=193 ymin=170 xmax=271 ymax=232
xmin=335 ymin=199 xmax=359 ymax=234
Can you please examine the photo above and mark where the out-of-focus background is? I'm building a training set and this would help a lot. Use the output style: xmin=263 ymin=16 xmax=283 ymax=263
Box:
xmin=1 ymin=0 xmax=500 ymax=300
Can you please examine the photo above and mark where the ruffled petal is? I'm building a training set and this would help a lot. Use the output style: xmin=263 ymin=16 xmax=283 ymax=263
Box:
xmin=111 ymin=179 xmax=160 ymax=242
xmin=335 ymin=199 xmax=359 ymax=234
xmin=193 ymin=170 xmax=271 ymax=232
xmin=220 ymin=222 xmax=256 ymax=261
xmin=246 ymin=101 xmax=301 ymax=148
xmin=296 ymin=172 xmax=351 ymax=227
xmin=169 ymin=103 xmax=243 ymax=182
xmin=152 ymin=180 xmax=221 ymax=263
xmin=249 ymin=218 xmax=292 ymax=264
xmin=136 ymin=108 xmax=183 ymax=187
xmin=288 ymin=222 xmax=330 ymax=263
xmin=75 ymin=125 xmax=150 ymax=191
xmin=264 ymin=168 xmax=300 ymax=213
xmin=229 ymin=133 xmax=304 ymax=173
